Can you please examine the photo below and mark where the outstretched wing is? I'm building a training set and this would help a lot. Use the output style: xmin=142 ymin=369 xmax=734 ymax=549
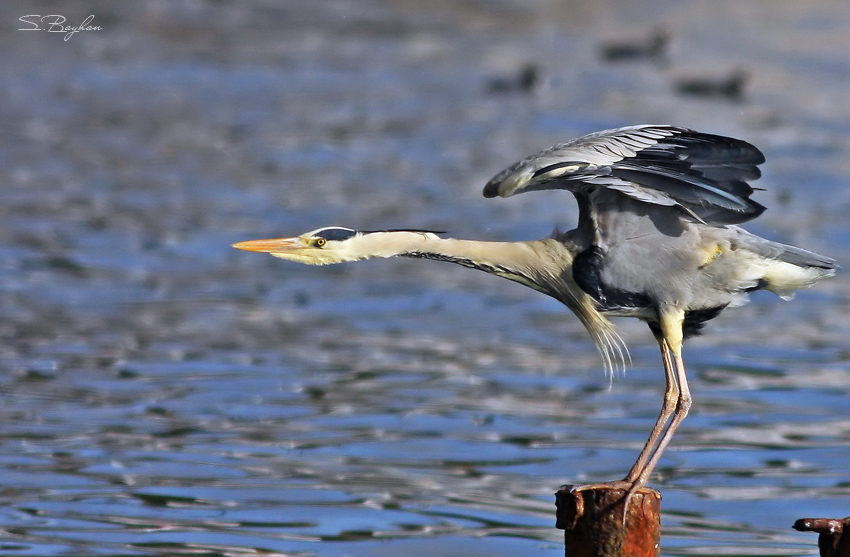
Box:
xmin=483 ymin=124 xmax=766 ymax=225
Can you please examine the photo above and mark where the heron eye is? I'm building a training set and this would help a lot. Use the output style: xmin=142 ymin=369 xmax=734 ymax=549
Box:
xmin=314 ymin=238 xmax=327 ymax=247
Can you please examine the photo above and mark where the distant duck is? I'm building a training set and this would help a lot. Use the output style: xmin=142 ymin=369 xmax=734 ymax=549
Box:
xmin=485 ymin=64 xmax=541 ymax=94
xmin=600 ymin=27 xmax=669 ymax=63
xmin=675 ymin=69 xmax=748 ymax=101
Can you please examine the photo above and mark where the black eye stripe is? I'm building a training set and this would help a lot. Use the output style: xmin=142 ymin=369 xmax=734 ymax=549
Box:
xmin=312 ymin=228 xmax=444 ymax=242
xmin=314 ymin=228 xmax=357 ymax=241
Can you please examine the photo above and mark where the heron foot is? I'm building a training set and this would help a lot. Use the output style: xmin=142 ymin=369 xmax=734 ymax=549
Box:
xmin=565 ymin=479 xmax=653 ymax=526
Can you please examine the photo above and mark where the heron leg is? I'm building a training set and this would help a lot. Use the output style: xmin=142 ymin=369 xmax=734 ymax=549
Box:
xmin=629 ymin=306 xmax=691 ymax=488
xmin=622 ymin=335 xmax=678 ymax=483
xmin=569 ymin=307 xmax=691 ymax=523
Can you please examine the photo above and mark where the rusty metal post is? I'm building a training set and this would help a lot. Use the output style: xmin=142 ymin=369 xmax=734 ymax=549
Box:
xmin=794 ymin=517 xmax=850 ymax=557
xmin=556 ymin=485 xmax=661 ymax=557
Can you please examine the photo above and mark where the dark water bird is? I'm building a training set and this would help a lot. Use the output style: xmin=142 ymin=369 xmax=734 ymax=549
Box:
xmin=676 ymin=69 xmax=749 ymax=100
xmin=600 ymin=27 xmax=669 ymax=63
xmin=485 ymin=63 xmax=541 ymax=94
xmin=233 ymin=125 xmax=835 ymax=493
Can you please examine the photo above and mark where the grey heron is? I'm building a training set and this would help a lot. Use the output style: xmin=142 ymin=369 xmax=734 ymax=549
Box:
xmin=233 ymin=124 xmax=836 ymax=492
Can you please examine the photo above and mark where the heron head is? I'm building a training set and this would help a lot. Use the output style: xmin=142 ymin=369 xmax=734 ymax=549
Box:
xmin=232 ymin=226 xmax=363 ymax=265
xmin=233 ymin=226 xmax=442 ymax=265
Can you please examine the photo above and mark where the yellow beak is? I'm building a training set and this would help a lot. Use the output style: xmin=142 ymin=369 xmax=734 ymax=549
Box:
xmin=231 ymin=237 xmax=303 ymax=254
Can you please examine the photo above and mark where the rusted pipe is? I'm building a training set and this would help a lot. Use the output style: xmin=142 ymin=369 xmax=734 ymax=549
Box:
xmin=794 ymin=517 xmax=850 ymax=557
xmin=556 ymin=485 xmax=661 ymax=557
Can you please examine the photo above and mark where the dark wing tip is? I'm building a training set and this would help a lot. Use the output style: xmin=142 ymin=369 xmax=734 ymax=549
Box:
xmin=616 ymin=129 xmax=768 ymax=224
xmin=705 ymin=197 xmax=766 ymax=224
xmin=482 ymin=179 xmax=500 ymax=198
xmin=670 ymin=130 xmax=765 ymax=166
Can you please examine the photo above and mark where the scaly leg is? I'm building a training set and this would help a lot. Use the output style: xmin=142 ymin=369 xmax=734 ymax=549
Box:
xmin=623 ymin=335 xmax=678 ymax=483
xmin=568 ymin=307 xmax=691 ymax=524
xmin=630 ymin=306 xmax=691 ymax=488
xmin=631 ymin=348 xmax=691 ymax=487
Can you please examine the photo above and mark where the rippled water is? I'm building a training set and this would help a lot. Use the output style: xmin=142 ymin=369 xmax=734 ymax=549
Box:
xmin=1 ymin=1 xmax=849 ymax=555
